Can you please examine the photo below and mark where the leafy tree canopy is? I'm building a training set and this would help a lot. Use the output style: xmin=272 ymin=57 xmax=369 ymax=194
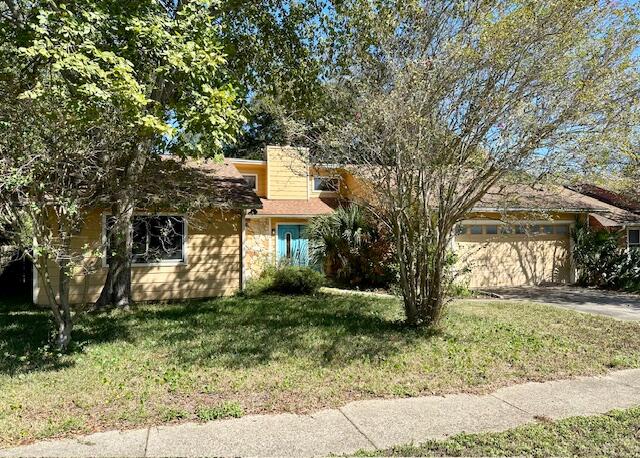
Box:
xmin=1 ymin=0 xmax=244 ymax=158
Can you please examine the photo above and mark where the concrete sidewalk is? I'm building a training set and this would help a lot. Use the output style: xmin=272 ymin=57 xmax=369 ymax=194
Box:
xmin=2 ymin=368 xmax=640 ymax=457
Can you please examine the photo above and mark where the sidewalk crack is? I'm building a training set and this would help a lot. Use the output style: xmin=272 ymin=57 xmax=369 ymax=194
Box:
xmin=143 ymin=427 xmax=151 ymax=457
xmin=490 ymin=393 xmax=533 ymax=416
xmin=607 ymin=378 xmax=640 ymax=391
xmin=338 ymin=408 xmax=380 ymax=450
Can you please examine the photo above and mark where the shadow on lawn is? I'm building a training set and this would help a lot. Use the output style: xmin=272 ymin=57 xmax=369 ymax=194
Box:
xmin=135 ymin=293 xmax=437 ymax=369
xmin=0 ymin=293 xmax=437 ymax=375
xmin=0 ymin=296 xmax=130 ymax=376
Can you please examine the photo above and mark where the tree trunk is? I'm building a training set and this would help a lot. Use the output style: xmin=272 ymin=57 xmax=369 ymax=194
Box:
xmin=54 ymin=219 xmax=74 ymax=351
xmin=95 ymin=196 xmax=134 ymax=308
xmin=38 ymin=255 xmax=72 ymax=351
xmin=95 ymin=145 xmax=148 ymax=309
xmin=395 ymin=215 xmax=419 ymax=326
xmin=56 ymin=257 xmax=73 ymax=350
xmin=395 ymin=211 xmax=451 ymax=328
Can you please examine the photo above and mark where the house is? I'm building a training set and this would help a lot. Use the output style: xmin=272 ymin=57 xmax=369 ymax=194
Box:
xmin=569 ymin=184 xmax=640 ymax=250
xmin=453 ymin=184 xmax=640 ymax=287
xmin=33 ymin=157 xmax=262 ymax=305
xmin=31 ymin=145 xmax=640 ymax=305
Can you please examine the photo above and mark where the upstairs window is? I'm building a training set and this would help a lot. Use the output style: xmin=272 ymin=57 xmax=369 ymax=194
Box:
xmin=628 ymin=229 xmax=640 ymax=250
xmin=313 ymin=176 xmax=339 ymax=192
xmin=106 ymin=215 xmax=186 ymax=265
xmin=242 ymin=174 xmax=257 ymax=191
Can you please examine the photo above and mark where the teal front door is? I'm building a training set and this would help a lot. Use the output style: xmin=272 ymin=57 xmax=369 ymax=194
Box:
xmin=277 ymin=224 xmax=309 ymax=266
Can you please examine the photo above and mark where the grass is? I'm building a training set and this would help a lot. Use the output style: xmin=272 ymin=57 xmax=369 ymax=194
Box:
xmin=357 ymin=406 xmax=640 ymax=457
xmin=1 ymin=293 xmax=640 ymax=447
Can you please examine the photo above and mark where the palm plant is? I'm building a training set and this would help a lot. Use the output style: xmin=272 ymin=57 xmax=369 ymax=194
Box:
xmin=306 ymin=205 xmax=393 ymax=287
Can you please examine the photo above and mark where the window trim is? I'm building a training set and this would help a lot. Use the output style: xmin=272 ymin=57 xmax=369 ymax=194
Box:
xmin=102 ymin=212 xmax=188 ymax=268
xmin=241 ymin=173 xmax=258 ymax=192
xmin=312 ymin=175 xmax=340 ymax=193
xmin=627 ymin=227 xmax=640 ymax=249
xmin=455 ymin=220 xmax=573 ymax=238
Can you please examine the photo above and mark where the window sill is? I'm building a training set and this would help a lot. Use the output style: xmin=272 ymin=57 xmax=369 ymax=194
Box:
xmin=103 ymin=261 xmax=188 ymax=268
xmin=131 ymin=261 xmax=187 ymax=267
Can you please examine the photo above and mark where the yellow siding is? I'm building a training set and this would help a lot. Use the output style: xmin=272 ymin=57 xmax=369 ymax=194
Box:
xmin=341 ymin=172 xmax=374 ymax=203
xmin=37 ymin=209 xmax=242 ymax=305
xmin=266 ymin=146 xmax=309 ymax=200
xmin=233 ymin=162 xmax=268 ymax=197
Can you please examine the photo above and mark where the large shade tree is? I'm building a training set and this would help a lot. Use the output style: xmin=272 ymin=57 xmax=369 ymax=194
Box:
xmin=1 ymin=0 xmax=245 ymax=309
xmin=2 ymin=0 xmax=330 ymax=310
xmin=1 ymin=1 xmax=127 ymax=347
xmin=217 ymin=0 xmax=330 ymax=159
xmin=317 ymin=0 xmax=640 ymax=326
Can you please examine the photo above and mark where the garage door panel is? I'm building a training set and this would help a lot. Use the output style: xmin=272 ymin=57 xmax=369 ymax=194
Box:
xmin=456 ymin=236 xmax=571 ymax=288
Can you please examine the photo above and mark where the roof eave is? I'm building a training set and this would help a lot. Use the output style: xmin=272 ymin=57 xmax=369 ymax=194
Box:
xmin=471 ymin=207 xmax=601 ymax=213
xmin=248 ymin=213 xmax=331 ymax=218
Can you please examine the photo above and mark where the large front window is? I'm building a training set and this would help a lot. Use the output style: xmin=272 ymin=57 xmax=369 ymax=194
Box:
xmin=106 ymin=215 xmax=186 ymax=265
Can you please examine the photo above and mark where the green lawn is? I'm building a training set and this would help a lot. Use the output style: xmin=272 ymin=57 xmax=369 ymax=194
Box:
xmin=1 ymin=293 xmax=640 ymax=447
xmin=357 ymin=407 xmax=640 ymax=457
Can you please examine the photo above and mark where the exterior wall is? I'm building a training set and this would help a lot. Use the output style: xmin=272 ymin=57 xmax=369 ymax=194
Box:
xmin=588 ymin=214 xmax=609 ymax=231
xmin=233 ymin=162 xmax=268 ymax=198
xmin=36 ymin=208 xmax=242 ymax=305
xmin=341 ymin=171 xmax=374 ymax=203
xmin=266 ymin=146 xmax=309 ymax=200
xmin=243 ymin=216 xmax=310 ymax=279
xmin=244 ymin=217 xmax=272 ymax=279
xmin=587 ymin=214 xmax=630 ymax=247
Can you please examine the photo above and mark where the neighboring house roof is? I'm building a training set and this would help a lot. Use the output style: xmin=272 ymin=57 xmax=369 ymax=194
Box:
xmin=132 ymin=157 xmax=263 ymax=210
xmin=473 ymin=182 xmax=640 ymax=226
xmin=566 ymin=184 xmax=640 ymax=227
xmin=473 ymin=183 xmax=615 ymax=213
xmin=253 ymin=197 xmax=339 ymax=217
xmin=569 ymin=184 xmax=640 ymax=213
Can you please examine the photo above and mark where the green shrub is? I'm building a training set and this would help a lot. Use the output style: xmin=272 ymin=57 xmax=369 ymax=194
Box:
xmin=242 ymin=266 xmax=277 ymax=297
xmin=196 ymin=401 xmax=244 ymax=421
xmin=271 ymin=266 xmax=325 ymax=294
xmin=242 ymin=265 xmax=325 ymax=296
xmin=573 ymin=224 xmax=640 ymax=292
xmin=448 ymin=282 xmax=473 ymax=298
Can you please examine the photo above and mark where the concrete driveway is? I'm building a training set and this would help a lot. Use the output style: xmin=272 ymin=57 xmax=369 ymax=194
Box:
xmin=481 ymin=286 xmax=640 ymax=321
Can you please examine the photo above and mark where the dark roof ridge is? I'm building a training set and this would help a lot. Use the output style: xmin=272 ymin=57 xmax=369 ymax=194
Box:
xmin=567 ymin=184 xmax=640 ymax=214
